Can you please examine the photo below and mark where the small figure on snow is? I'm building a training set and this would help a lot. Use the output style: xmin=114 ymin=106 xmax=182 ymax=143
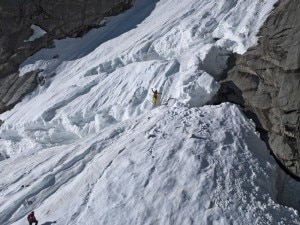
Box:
xmin=27 ymin=211 xmax=38 ymax=225
xmin=151 ymin=88 xmax=161 ymax=106
xmin=38 ymin=75 xmax=45 ymax=86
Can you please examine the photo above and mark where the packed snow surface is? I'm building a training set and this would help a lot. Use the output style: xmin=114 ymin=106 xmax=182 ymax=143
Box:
xmin=24 ymin=25 xmax=47 ymax=42
xmin=1 ymin=0 xmax=300 ymax=224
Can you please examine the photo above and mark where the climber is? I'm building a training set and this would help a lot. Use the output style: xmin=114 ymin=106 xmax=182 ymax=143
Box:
xmin=151 ymin=88 xmax=161 ymax=106
xmin=37 ymin=75 xmax=45 ymax=86
xmin=27 ymin=211 xmax=38 ymax=225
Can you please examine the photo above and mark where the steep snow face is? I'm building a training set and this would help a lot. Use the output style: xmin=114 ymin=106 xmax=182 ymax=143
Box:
xmin=1 ymin=0 xmax=278 ymax=155
xmin=1 ymin=0 xmax=300 ymax=224
xmin=1 ymin=104 xmax=299 ymax=225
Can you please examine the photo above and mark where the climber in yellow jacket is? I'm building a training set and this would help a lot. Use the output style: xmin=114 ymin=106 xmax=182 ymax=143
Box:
xmin=151 ymin=88 xmax=161 ymax=106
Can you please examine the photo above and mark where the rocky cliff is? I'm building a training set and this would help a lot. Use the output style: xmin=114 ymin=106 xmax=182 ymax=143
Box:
xmin=0 ymin=0 xmax=133 ymax=113
xmin=219 ymin=0 xmax=300 ymax=178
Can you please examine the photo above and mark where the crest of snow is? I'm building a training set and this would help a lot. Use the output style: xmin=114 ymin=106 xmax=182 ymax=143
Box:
xmin=24 ymin=25 xmax=47 ymax=42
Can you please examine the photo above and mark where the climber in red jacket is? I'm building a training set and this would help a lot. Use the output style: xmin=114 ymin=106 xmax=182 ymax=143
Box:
xmin=27 ymin=211 xmax=38 ymax=225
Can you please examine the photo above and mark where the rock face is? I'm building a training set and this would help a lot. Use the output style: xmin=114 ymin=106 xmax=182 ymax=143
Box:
xmin=0 ymin=70 xmax=42 ymax=114
xmin=219 ymin=0 xmax=300 ymax=177
xmin=0 ymin=0 xmax=133 ymax=113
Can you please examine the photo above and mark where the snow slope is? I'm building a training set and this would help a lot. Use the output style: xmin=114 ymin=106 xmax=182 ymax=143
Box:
xmin=1 ymin=0 xmax=300 ymax=224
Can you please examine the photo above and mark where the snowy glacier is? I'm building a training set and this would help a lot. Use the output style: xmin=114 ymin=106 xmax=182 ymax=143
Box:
xmin=0 ymin=0 xmax=300 ymax=224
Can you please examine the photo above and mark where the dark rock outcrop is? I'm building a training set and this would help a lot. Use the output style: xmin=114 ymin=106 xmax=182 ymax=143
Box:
xmin=0 ymin=70 xmax=42 ymax=114
xmin=219 ymin=0 xmax=300 ymax=177
xmin=0 ymin=0 xmax=133 ymax=113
